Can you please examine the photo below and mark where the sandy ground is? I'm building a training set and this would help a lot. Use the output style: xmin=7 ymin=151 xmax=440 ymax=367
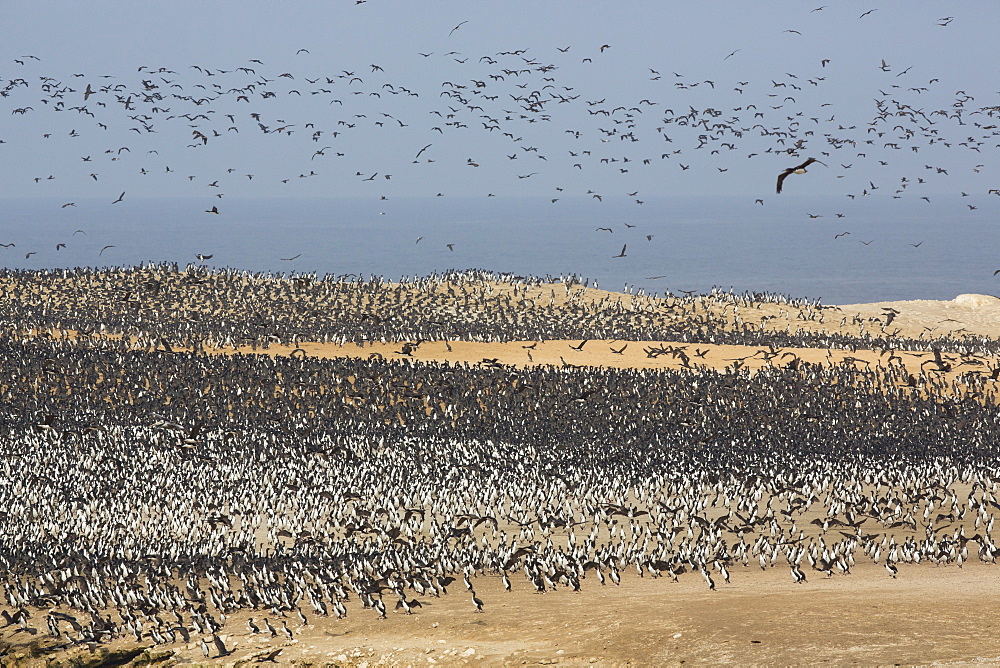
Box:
xmin=194 ymin=294 xmax=1000 ymax=378
xmin=836 ymin=293 xmax=1000 ymax=338
xmin=237 ymin=337 xmax=987 ymax=377
xmin=203 ymin=563 xmax=1000 ymax=665
xmin=7 ymin=564 xmax=1000 ymax=666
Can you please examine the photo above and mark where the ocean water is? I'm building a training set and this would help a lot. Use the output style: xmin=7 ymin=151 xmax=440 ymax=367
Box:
xmin=1 ymin=194 xmax=997 ymax=305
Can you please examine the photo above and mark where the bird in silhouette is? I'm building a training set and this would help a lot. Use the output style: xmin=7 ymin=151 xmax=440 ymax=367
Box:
xmin=256 ymin=648 xmax=283 ymax=663
xmin=777 ymin=158 xmax=823 ymax=193
xmin=212 ymin=634 xmax=231 ymax=657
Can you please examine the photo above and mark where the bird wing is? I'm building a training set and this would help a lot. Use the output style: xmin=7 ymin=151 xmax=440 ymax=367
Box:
xmin=776 ymin=169 xmax=791 ymax=194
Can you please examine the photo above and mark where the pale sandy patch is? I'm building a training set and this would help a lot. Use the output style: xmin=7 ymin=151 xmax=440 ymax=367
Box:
xmin=12 ymin=564 xmax=1000 ymax=666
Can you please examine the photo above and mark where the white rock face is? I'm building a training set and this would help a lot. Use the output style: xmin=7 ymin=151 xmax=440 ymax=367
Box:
xmin=952 ymin=294 xmax=1000 ymax=308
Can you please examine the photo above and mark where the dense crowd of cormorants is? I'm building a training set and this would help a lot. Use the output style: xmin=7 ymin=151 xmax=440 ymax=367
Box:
xmin=3 ymin=264 xmax=999 ymax=355
xmin=1 ymin=268 xmax=999 ymax=661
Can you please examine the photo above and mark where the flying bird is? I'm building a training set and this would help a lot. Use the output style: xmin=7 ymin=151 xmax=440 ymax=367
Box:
xmin=449 ymin=21 xmax=468 ymax=36
xmin=776 ymin=157 xmax=823 ymax=194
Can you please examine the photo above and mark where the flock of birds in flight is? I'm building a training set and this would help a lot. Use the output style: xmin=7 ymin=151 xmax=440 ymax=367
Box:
xmin=0 ymin=6 xmax=998 ymax=270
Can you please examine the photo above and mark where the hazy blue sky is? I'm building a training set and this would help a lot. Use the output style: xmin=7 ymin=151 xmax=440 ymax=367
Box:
xmin=2 ymin=1 xmax=998 ymax=207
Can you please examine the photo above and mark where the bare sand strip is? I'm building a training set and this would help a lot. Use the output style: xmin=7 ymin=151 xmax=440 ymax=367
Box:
xmin=228 ymin=337 xmax=985 ymax=375
xmin=12 ymin=564 xmax=1000 ymax=666
xmin=219 ymin=563 xmax=1000 ymax=666
xmin=190 ymin=294 xmax=1000 ymax=380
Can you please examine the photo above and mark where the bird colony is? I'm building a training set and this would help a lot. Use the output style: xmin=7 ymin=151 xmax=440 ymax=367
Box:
xmin=1 ymin=266 xmax=1000 ymax=660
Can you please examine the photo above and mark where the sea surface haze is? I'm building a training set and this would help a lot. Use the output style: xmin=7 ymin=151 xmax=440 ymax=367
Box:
xmin=1 ymin=194 xmax=996 ymax=305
